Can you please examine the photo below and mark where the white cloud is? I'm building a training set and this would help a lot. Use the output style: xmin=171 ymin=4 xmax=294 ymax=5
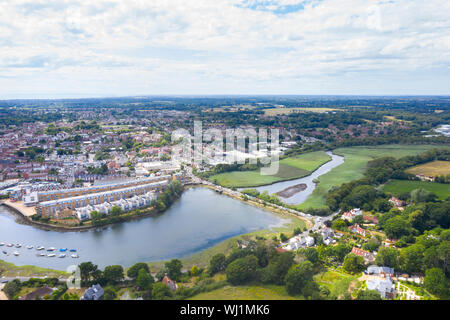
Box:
xmin=0 ymin=0 xmax=449 ymax=97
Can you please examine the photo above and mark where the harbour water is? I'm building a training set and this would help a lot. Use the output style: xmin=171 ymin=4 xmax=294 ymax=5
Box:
xmin=0 ymin=188 xmax=283 ymax=270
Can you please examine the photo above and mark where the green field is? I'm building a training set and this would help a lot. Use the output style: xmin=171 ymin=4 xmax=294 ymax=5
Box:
xmin=406 ymin=160 xmax=450 ymax=177
xmin=0 ymin=259 xmax=68 ymax=278
xmin=314 ymin=269 xmax=359 ymax=299
xmin=383 ymin=179 xmax=450 ymax=200
xmin=297 ymin=144 xmax=449 ymax=210
xmin=209 ymin=151 xmax=331 ymax=188
xmin=188 ymin=284 xmax=303 ymax=300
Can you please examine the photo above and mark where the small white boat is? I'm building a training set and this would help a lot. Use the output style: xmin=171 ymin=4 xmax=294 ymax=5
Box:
xmin=47 ymin=247 xmax=56 ymax=251
xmin=6 ymin=243 xmax=13 ymax=247
xmin=15 ymin=244 xmax=22 ymax=248
xmin=13 ymin=251 xmax=20 ymax=256
xmin=36 ymin=253 xmax=45 ymax=257
xmin=47 ymin=253 xmax=56 ymax=257
xmin=26 ymin=245 xmax=34 ymax=249
xmin=36 ymin=246 xmax=45 ymax=250
xmin=0 ymin=242 xmax=5 ymax=246
xmin=71 ymin=254 xmax=79 ymax=258
xmin=58 ymin=254 xmax=66 ymax=258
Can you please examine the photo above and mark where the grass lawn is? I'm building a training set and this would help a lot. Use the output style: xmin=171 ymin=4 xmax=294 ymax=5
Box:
xmin=209 ymin=151 xmax=331 ymax=188
xmin=383 ymin=179 xmax=450 ymax=200
xmin=297 ymin=144 xmax=448 ymax=210
xmin=406 ymin=160 xmax=450 ymax=177
xmin=188 ymin=284 xmax=303 ymax=300
xmin=314 ymin=269 xmax=359 ymax=298
xmin=0 ymin=259 xmax=68 ymax=278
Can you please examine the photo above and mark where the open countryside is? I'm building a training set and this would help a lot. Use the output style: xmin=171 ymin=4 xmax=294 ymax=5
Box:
xmin=406 ymin=161 xmax=450 ymax=177
xmin=383 ymin=180 xmax=450 ymax=200
xmin=209 ymin=151 xmax=331 ymax=188
xmin=297 ymin=145 xmax=450 ymax=210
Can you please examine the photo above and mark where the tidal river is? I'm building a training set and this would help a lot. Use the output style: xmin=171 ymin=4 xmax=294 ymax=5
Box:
xmin=0 ymin=188 xmax=284 ymax=270
xmin=244 ymin=151 xmax=344 ymax=204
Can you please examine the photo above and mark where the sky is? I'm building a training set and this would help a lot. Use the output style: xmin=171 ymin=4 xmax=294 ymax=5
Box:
xmin=0 ymin=0 xmax=449 ymax=99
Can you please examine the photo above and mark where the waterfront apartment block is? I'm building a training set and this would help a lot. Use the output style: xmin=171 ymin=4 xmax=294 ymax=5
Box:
xmin=37 ymin=175 xmax=171 ymax=202
xmin=36 ymin=180 xmax=168 ymax=217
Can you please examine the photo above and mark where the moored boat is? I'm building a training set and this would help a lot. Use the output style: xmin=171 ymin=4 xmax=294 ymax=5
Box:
xmin=15 ymin=244 xmax=22 ymax=248
xmin=13 ymin=251 xmax=20 ymax=256
xmin=36 ymin=246 xmax=45 ymax=250
xmin=71 ymin=254 xmax=79 ymax=258
xmin=69 ymin=249 xmax=77 ymax=252
xmin=58 ymin=254 xmax=66 ymax=258
xmin=0 ymin=242 xmax=5 ymax=246
xmin=36 ymin=253 xmax=45 ymax=257
xmin=6 ymin=243 xmax=13 ymax=247
xmin=26 ymin=245 xmax=34 ymax=249
xmin=59 ymin=248 xmax=67 ymax=252
xmin=47 ymin=247 xmax=56 ymax=251
xmin=2 ymin=251 xmax=7 ymax=254
xmin=47 ymin=253 xmax=56 ymax=257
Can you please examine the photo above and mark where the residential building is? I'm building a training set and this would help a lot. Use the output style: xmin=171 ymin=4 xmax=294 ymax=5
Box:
xmin=81 ymin=284 xmax=104 ymax=300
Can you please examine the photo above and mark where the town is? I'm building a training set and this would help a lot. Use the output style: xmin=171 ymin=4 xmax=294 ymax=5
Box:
xmin=0 ymin=96 xmax=448 ymax=302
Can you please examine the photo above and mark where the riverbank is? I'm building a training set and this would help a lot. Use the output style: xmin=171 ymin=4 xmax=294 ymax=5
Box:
xmin=1 ymin=201 xmax=162 ymax=232
xmin=209 ymin=151 xmax=332 ymax=188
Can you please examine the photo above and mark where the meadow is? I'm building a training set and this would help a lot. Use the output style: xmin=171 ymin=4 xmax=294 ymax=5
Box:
xmin=209 ymin=151 xmax=331 ymax=188
xmin=383 ymin=179 xmax=450 ymax=200
xmin=406 ymin=160 xmax=450 ymax=177
xmin=188 ymin=284 xmax=302 ymax=300
xmin=297 ymin=144 xmax=449 ymax=210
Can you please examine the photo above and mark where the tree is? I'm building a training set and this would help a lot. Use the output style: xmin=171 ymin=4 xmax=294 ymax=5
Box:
xmin=103 ymin=286 xmax=117 ymax=300
xmin=127 ymin=262 xmax=150 ymax=279
xmin=410 ymin=188 xmax=436 ymax=203
xmin=399 ymin=244 xmax=425 ymax=274
xmin=152 ymin=282 xmax=173 ymax=300
xmin=437 ymin=241 xmax=450 ymax=273
xmin=332 ymin=219 xmax=347 ymax=231
xmin=343 ymin=253 xmax=365 ymax=274
xmin=304 ymin=248 xmax=319 ymax=264
xmin=190 ymin=265 xmax=201 ymax=277
xmin=3 ymin=279 xmax=22 ymax=299
xmin=136 ymin=268 xmax=154 ymax=291
xmin=383 ymin=216 xmax=411 ymax=239
xmin=375 ymin=247 xmax=399 ymax=269
xmin=424 ymin=268 xmax=448 ymax=296
xmin=103 ymin=265 xmax=124 ymax=284
xmin=208 ymin=253 xmax=226 ymax=276
xmin=261 ymin=252 xmax=295 ymax=285
xmin=284 ymin=261 xmax=314 ymax=296
xmin=110 ymin=205 xmax=123 ymax=216
xmin=280 ymin=233 xmax=288 ymax=242
xmin=225 ymin=255 xmax=258 ymax=285
xmin=165 ymin=259 xmax=183 ymax=281
xmin=356 ymin=290 xmax=382 ymax=300
xmin=79 ymin=262 xmax=98 ymax=285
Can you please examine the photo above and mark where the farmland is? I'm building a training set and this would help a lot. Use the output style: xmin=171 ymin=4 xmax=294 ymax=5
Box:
xmin=297 ymin=145 xmax=449 ymax=210
xmin=406 ymin=160 xmax=450 ymax=177
xmin=383 ymin=180 xmax=450 ymax=200
xmin=209 ymin=151 xmax=331 ymax=188
xmin=264 ymin=107 xmax=340 ymax=116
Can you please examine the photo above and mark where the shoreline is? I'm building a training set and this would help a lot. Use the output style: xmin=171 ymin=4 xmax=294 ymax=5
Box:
xmin=0 ymin=201 xmax=161 ymax=232
xmin=1 ymin=182 xmax=312 ymax=232
xmin=213 ymin=154 xmax=334 ymax=189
